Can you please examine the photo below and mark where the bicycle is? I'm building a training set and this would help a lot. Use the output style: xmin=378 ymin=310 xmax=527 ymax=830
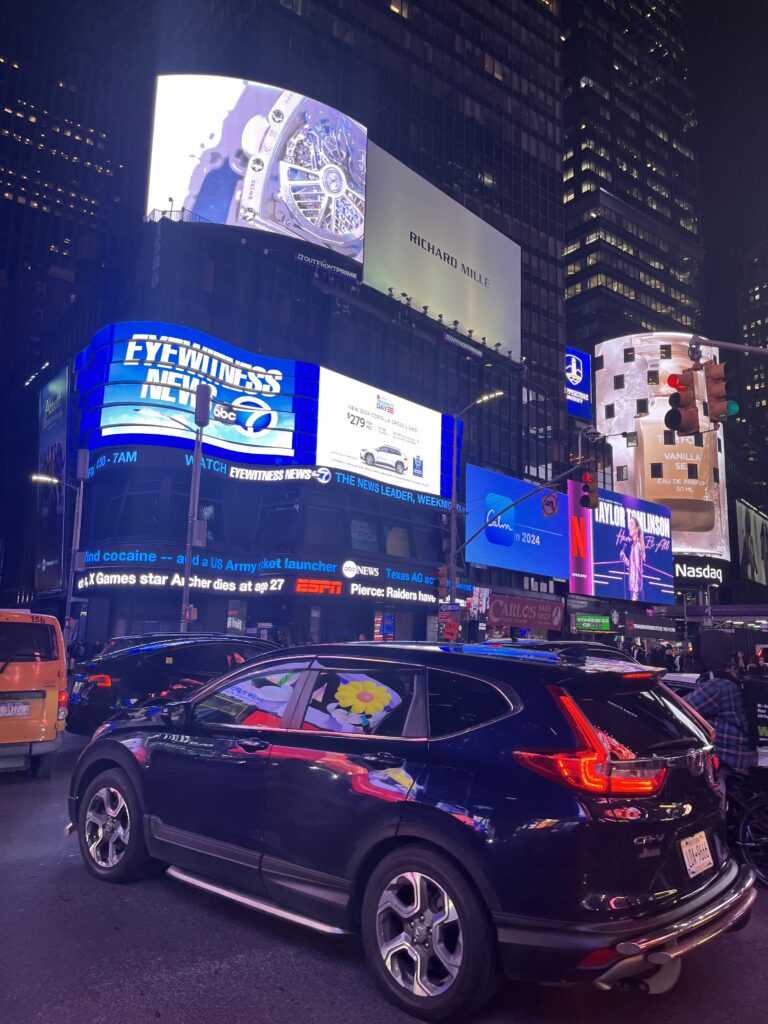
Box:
xmin=726 ymin=768 xmax=768 ymax=887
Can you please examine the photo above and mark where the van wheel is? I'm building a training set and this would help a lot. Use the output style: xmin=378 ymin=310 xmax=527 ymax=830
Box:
xmin=31 ymin=752 xmax=55 ymax=779
xmin=77 ymin=768 xmax=148 ymax=882
xmin=361 ymin=844 xmax=501 ymax=1021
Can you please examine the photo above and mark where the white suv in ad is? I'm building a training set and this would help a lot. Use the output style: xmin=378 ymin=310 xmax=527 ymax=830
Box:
xmin=360 ymin=445 xmax=408 ymax=475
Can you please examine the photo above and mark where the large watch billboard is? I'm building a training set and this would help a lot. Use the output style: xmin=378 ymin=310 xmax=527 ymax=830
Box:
xmin=146 ymin=75 xmax=367 ymax=264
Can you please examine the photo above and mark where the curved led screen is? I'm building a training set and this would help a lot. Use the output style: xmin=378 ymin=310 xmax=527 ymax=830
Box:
xmin=146 ymin=75 xmax=367 ymax=264
xmin=75 ymin=321 xmax=457 ymax=498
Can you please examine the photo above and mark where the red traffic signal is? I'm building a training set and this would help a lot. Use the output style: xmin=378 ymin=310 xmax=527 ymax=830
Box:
xmin=664 ymin=370 xmax=700 ymax=435
xmin=703 ymin=360 xmax=739 ymax=425
xmin=579 ymin=470 xmax=599 ymax=510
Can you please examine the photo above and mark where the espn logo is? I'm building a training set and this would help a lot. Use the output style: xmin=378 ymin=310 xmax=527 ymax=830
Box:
xmin=295 ymin=578 xmax=342 ymax=595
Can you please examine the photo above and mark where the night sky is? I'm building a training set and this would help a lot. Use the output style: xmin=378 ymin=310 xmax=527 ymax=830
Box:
xmin=684 ymin=0 xmax=768 ymax=342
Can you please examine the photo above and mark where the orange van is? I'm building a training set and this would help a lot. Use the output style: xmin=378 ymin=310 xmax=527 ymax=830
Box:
xmin=0 ymin=609 xmax=68 ymax=778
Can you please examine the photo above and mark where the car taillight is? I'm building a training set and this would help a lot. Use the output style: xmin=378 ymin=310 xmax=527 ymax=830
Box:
xmin=58 ymin=689 xmax=68 ymax=720
xmin=513 ymin=686 xmax=667 ymax=796
xmin=88 ymin=674 xmax=114 ymax=688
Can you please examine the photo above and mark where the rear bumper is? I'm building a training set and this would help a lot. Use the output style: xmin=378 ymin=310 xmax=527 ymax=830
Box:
xmin=494 ymin=861 xmax=756 ymax=985
xmin=0 ymin=734 xmax=62 ymax=765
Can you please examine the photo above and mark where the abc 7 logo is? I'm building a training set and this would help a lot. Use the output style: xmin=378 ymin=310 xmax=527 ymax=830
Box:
xmin=213 ymin=395 xmax=278 ymax=438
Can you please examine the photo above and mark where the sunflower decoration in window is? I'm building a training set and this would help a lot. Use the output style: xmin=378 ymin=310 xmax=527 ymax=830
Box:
xmin=304 ymin=672 xmax=402 ymax=733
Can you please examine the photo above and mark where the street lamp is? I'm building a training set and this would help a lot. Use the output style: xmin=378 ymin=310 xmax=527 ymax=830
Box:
xmin=448 ymin=390 xmax=505 ymax=600
xmin=31 ymin=448 xmax=89 ymax=644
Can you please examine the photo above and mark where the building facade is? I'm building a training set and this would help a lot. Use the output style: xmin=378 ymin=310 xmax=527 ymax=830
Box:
xmin=562 ymin=0 xmax=704 ymax=351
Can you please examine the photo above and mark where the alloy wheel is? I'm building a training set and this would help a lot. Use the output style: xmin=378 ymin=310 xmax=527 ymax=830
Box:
xmin=375 ymin=870 xmax=463 ymax=998
xmin=83 ymin=787 xmax=131 ymax=869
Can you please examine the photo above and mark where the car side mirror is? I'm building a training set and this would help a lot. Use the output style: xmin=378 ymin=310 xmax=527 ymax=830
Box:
xmin=161 ymin=701 xmax=190 ymax=728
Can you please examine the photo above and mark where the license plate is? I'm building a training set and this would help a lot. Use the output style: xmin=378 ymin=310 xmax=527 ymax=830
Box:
xmin=0 ymin=702 xmax=30 ymax=718
xmin=681 ymin=830 xmax=714 ymax=878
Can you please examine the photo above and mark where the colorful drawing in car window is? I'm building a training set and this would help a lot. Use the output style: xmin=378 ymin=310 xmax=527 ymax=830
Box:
xmin=303 ymin=671 xmax=404 ymax=734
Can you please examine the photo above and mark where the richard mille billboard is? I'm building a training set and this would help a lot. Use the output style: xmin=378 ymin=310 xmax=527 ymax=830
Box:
xmin=146 ymin=75 xmax=367 ymax=264
xmin=363 ymin=143 xmax=521 ymax=359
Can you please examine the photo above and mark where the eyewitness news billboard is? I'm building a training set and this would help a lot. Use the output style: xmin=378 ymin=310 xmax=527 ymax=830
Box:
xmin=568 ymin=482 xmax=674 ymax=604
xmin=76 ymin=322 xmax=458 ymax=497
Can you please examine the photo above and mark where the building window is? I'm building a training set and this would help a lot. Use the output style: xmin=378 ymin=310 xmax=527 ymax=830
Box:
xmin=624 ymin=431 xmax=638 ymax=447
xmin=616 ymin=465 xmax=628 ymax=482
xmin=687 ymin=464 xmax=698 ymax=480
xmin=650 ymin=463 xmax=663 ymax=479
xmin=663 ymin=430 xmax=675 ymax=445
xmin=660 ymin=344 xmax=672 ymax=359
xmin=594 ymin=355 xmax=604 ymax=371
xmin=647 ymin=370 xmax=659 ymax=385
xmin=614 ymin=374 xmax=625 ymax=389
xmin=635 ymin=398 xmax=648 ymax=415
xmin=694 ymin=433 xmax=704 ymax=447
xmin=604 ymin=403 xmax=616 ymax=419
xmin=623 ymin=348 xmax=636 ymax=363
xmin=390 ymin=0 xmax=410 ymax=17
xmin=713 ymin=467 xmax=720 ymax=483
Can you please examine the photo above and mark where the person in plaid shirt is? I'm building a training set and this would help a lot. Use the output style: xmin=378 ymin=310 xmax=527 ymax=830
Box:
xmin=687 ymin=672 xmax=757 ymax=774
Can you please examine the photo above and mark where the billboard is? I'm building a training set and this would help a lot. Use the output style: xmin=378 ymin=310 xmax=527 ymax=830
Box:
xmin=316 ymin=368 xmax=450 ymax=496
xmin=76 ymin=322 xmax=317 ymax=465
xmin=465 ymin=465 xmax=569 ymax=578
xmin=146 ymin=75 xmax=367 ymax=264
xmin=568 ymin=482 xmax=675 ymax=605
xmin=736 ymin=500 xmax=768 ymax=586
xmin=363 ymin=143 xmax=521 ymax=358
xmin=565 ymin=347 xmax=592 ymax=420
xmin=35 ymin=367 xmax=69 ymax=593
xmin=76 ymin=321 xmax=458 ymax=498
xmin=595 ymin=333 xmax=730 ymax=560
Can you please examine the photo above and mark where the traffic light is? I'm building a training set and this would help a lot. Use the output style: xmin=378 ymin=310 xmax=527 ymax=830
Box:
xmin=579 ymin=469 xmax=599 ymax=510
xmin=664 ymin=370 xmax=700 ymax=435
xmin=703 ymin=360 xmax=739 ymax=425
xmin=437 ymin=565 xmax=448 ymax=600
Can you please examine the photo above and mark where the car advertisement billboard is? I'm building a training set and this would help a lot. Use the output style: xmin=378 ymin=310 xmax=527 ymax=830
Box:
xmin=316 ymin=368 xmax=451 ymax=497
xmin=594 ymin=333 xmax=730 ymax=561
xmin=568 ymin=481 xmax=675 ymax=605
xmin=35 ymin=366 xmax=69 ymax=593
xmin=736 ymin=500 xmax=768 ymax=587
xmin=565 ymin=346 xmax=592 ymax=420
xmin=76 ymin=321 xmax=318 ymax=464
xmin=465 ymin=465 xmax=569 ymax=578
xmin=363 ymin=143 xmax=521 ymax=359
xmin=146 ymin=75 xmax=367 ymax=264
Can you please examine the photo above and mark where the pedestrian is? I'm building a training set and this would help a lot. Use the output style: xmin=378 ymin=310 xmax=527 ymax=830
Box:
xmin=686 ymin=650 xmax=756 ymax=780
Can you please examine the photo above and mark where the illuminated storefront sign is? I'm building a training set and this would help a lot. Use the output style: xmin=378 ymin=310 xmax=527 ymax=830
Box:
xmin=574 ymin=613 xmax=612 ymax=633
xmin=295 ymin=578 xmax=342 ymax=595
xmin=673 ymin=557 xmax=727 ymax=588
xmin=564 ymin=347 xmax=592 ymax=421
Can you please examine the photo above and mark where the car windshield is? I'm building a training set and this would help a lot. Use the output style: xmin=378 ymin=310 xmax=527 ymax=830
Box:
xmin=0 ymin=622 xmax=58 ymax=663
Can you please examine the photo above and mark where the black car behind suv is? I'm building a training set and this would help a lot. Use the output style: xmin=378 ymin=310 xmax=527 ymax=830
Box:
xmin=67 ymin=634 xmax=275 ymax=735
xmin=67 ymin=642 xmax=755 ymax=1019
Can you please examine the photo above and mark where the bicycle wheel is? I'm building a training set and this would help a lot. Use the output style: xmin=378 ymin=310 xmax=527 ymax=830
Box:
xmin=737 ymin=794 xmax=768 ymax=887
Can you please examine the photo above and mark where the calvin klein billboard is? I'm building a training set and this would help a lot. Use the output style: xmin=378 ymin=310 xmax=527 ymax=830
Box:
xmin=363 ymin=144 xmax=521 ymax=359
xmin=146 ymin=75 xmax=367 ymax=264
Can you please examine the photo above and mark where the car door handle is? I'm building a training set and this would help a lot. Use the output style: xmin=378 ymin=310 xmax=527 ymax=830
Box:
xmin=360 ymin=752 xmax=405 ymax=769
xmin=237 ymin=737 xmax=270 ymax=752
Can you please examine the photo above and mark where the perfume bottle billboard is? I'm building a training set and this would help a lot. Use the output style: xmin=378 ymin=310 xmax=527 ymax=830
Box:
xmin=594 ymin=333 xmax=730 ymax=562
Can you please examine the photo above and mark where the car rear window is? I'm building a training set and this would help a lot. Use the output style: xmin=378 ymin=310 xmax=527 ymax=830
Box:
xmin=575 ymin=686 xmax=706 ymax=756
xmin=0 ymin=622 xmax=59 ymax=662
xmin=428 ymin=670 xmax=513 ymax=737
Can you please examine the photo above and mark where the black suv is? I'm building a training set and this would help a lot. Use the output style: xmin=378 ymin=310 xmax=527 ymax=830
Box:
xmin=67 ymin=635 xmax=275 ymax=735
xmin=67 ymin=643 xmax=755 ymax=1019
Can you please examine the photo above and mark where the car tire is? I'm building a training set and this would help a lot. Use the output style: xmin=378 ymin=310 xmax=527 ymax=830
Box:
xmin=77 ymin=768 xmax=149 ymax=883
xmin=364 ymin=453 xmax=375 ymax=466
xmin=395 ymin=462 xmax=405 ymax=475
xmin=361 ymin=844 xmax=501 ymax=1021
xmin=31 ymin=752 xmax=55 ymax=779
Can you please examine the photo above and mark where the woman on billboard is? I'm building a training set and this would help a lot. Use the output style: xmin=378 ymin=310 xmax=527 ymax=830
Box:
xmin=620 ymin=516 xmax=645 ymax=601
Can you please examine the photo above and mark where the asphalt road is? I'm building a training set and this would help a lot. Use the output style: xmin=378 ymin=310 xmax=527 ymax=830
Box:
xmin=2 ymin=734 xmax=767 ymax=1024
